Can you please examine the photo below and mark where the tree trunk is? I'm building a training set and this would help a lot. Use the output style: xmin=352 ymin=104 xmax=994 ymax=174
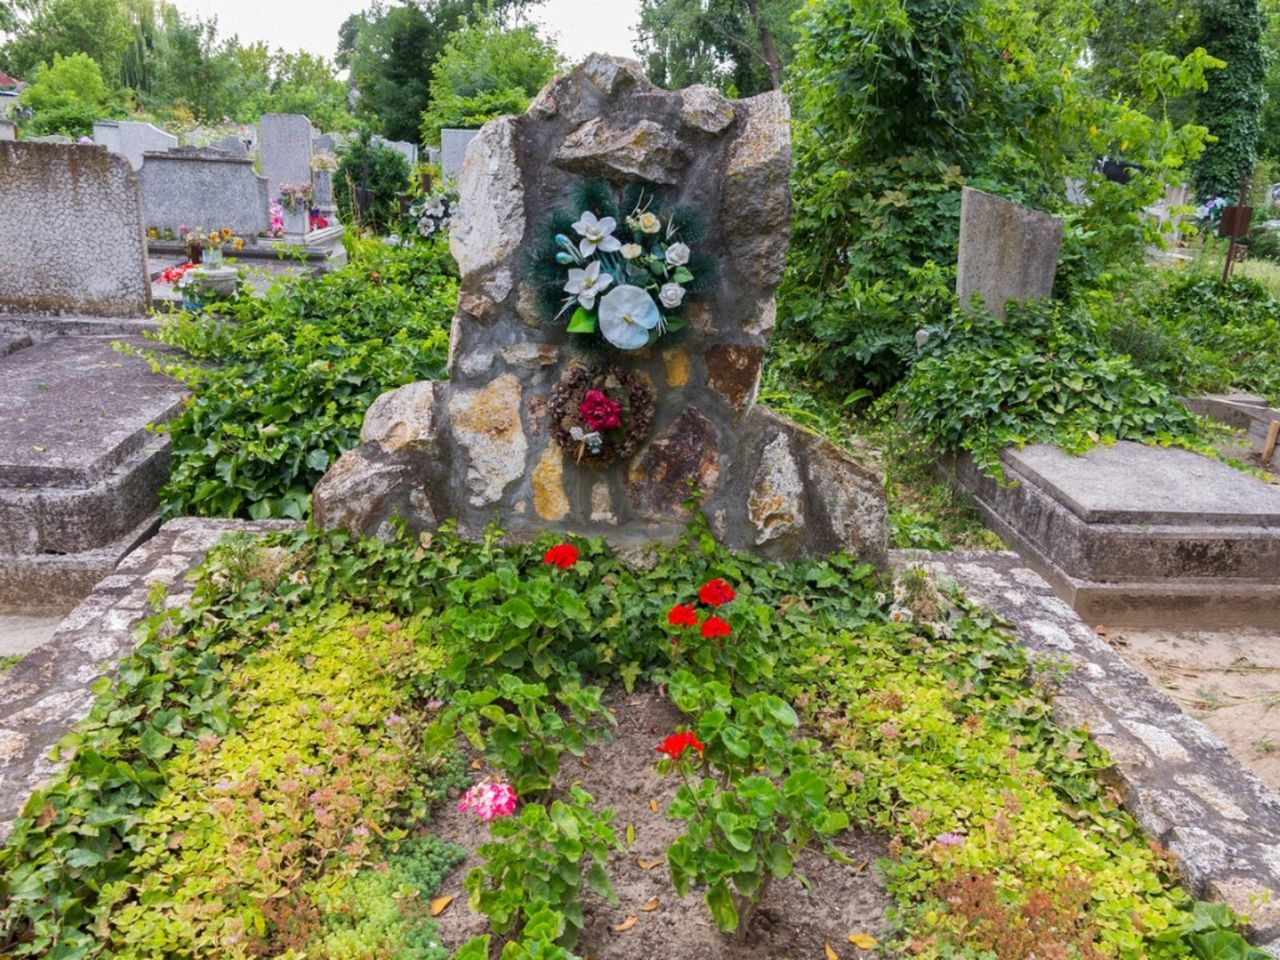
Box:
xmin=743 ymin=0 xmax=783 ymax=89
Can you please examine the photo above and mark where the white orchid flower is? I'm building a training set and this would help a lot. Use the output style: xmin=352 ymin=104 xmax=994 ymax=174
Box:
xmin=563 ymin=260 xmax=614 ymax=308
xmin=598 ymin=284 xmax=661 ymax=350
xmin=658 ymin=282 xmax=686 ymax=309
xmin=620 ymin=243 xmax=643 ymax=260
xmin=664 ymin=242 xmax=690 ymax=266
xmin=571 ymin=210 xmax=622 ymax=258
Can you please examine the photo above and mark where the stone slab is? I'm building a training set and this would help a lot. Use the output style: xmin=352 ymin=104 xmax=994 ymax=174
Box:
xmin=259 ymin=113 xmax=313 ymax=236
xmin=0 ymin=335 xmax=30 ymax=359
xmin=907 ymin=550 xmax=1280 ymax=951
xmin=0 ymin=313 xmax=161 ymax=342
xmin=138 ymin=148 xmax=269 ymax=237
xmin=0 ymin=119 xmax=14 ymax=142
xmin=956 ymin=186 xmax=1063 ymax=318
xmin=0 ymin=142 xmax=152 ymax=317
xmin=0 ymin=338 xmax=185 ymax=488
xmin=0 ymin=615 xmax=60 ymax=656
xmin=440 ymin=127 xmax=479 ymax=179
xmin=1185 ymin=394 xmax=1280 ymax=471
xmin=949 ymin=443 xmax=1280 ymax=627
xmin=0 ymin=518 xmax=301 ymax=836
xmin=92 ymin=120 xmax=177 ymax=170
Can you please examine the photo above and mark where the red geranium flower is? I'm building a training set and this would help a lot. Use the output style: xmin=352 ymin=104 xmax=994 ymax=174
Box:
xmin=668 ymin=603 xmax=698 ymax=628
xmin=698 ymin=578 xmax=736 ymax=607
xmin=579 ymin=389 xmax=623 ymax=432
xmin=543 ymin=543 xmax=579 ymax=569
xmin=700 ymin=615 xmax=731 ymax=640
xmin=655 ymin=731 xmax=704 ymax=759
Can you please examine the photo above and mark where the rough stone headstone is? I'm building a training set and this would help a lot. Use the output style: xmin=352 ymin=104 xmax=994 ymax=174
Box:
xmin=314 ymin=56 xmax=887 ymax=564
xmin=426 ymin=145 xmax=441 ymax=168
xmin=92 ymin=120 xmax=177 ymax=170
xmin=956 ymin=186 xmax=1063 ymax=318
xmin=0 ymin=119 xmax=14 ymax=142
xmin=258 ymin=113 xmax=313 ymax=236
xmin=440 ymin=128 xmax=479 ymax=179
xmin=0 ymin=142 xmax=150 ymax=316
xmin=137 ymin=146 xmax=269 ymax=236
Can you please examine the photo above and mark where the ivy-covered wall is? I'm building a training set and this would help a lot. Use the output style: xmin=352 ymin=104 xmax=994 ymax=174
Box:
xmin=1193 ymin=0 xmax=1266 ymax=199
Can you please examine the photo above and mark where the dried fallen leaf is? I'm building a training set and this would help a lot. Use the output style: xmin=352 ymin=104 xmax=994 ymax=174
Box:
xmin=648 ymin=799 xmax=659 ymax=813
xmin=429 ymin=895 xmax=454 ymax=917
xmin=824 ymin=942 xmax=839 ymax=960
xmin=625 ymin=823 xmax=636 ymax=847
xmin=470 ymin=759 xmax=483 ymax=770
xmin=848 ymin=933 xmax=878 ymax=950
xmin=612 ymin=916 xmax=637 ymax=932
xmin=32 ymin=445 xmax=45 ymax=452
xmin=640 ymin=897 xmax=659 ymax=912
xmin=637 ymin=858 xmax=662 ymax=870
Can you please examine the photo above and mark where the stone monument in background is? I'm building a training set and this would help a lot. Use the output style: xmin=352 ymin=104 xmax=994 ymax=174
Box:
xmin=956 ymin=186 xmax=1064 ymax=318
xmin=259 ymin=113 xmax=313 ymax=237
xmin=314 ymin=56 xmax=886 ymax=564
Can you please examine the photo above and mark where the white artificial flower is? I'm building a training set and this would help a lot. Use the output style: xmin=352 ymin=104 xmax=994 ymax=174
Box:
xmin=664 ymin=242 xmax=690 ymax=266
xmin=598 ymin=284 xmax=661 ymax=350
xmin=637 ymin=212 xmax=661 ymax=234
xmin=658 ymin=282 xmax=686 ymax=308
xmin=571 ymin=210 xmax=622 ymax=258
xmin=563 ymin=260 xmax=614 ymax=308
xmin=425 ymin=197 xmax=446 ymax=218
xmin=418 ymin=217 xmax=435 ymax=236
xmin=620 ymin=243 xmax=643 ymax=260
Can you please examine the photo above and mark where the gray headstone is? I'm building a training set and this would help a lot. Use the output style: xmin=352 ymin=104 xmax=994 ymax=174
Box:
xmin=313 ymin=56 xmax=888 ymax=565
xmin=440 ymin=128 xmax=479 ymax=179
xmin=426 ymin=146 xmax=441 ymax=168
xmin=259 ymin=113 xmax=314 ymax=237
xmin=1064 ymin=177 xmax=1087 ymax=205
xmin=956 ymin=186 xmax=1063 ymax=318
xmin=0 ymin=142 xmax=150 ymax=316
xmin=0 ymin=119 xmax=14 ymax=142
xmin=92 ymin=120 xmax=177 ymax=171
xmin=384 ymin=138 xmax=418 ymax=166
xmin=209 ymin=135 xmax=248 ymax=158
xmin=138 ymin=148 xmax=269 ymax=237
xmin=313 ymin=133 xmax=338 ymax=153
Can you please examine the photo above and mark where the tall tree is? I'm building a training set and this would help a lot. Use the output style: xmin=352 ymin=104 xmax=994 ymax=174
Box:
xmin=1192 ymin=0 xmax=1265 ymax=198
xmin=0 ymin=0 xmax=131 ymax=82
xmin=634 ymin=0 xmax=799 ymax=95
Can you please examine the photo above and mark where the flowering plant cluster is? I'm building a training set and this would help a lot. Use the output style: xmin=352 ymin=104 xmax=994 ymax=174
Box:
xmin=410 ymin=185 xmax=457 ymax=239
xmin=665 ymin=576 xmax=778 ymax=686
xmin=548 ymin=363 xmax=655 ymax=468
xmin=157 ymin=261 xmax=197 ymax=286
xmin=533 ymin=181 xmax=711 ymax=351
xmin=1194 ymin=195 xmax=1227 ymax=225
xmin=309 ymin=207 xmax=330 ymax=231
xmin=458 ymin=780 xmax=518 ymax=822
xmin=278 ymin=181 xmax=315 ymax=213
xmin=311 ymin=150 xmax=339 ymax=173
xmin=267 ymin=200 xmax=286 ymax=238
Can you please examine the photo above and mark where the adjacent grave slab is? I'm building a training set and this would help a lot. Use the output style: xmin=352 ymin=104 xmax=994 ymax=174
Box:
xmin=315 ymin=56 xmax=887 ymax=563
xmin=138 ymin=146 xmax=269 ymax=237
xmin=0 ymin=142 xmax=151 ymax=317
xmin=1185 ymin=393 xmax=1280 ymax=472
xmin=956 ymin=186 xmax=1063 ymax=317
xmin=910 ymin=549 xmax=1280 ymax=953
xmin=949 ymin=441 xmax=1280 ymax=626
xmin=0 ymin=518 xmax=299 ymax=838
xmin=0 ymin=338 xmax=186 ymax=613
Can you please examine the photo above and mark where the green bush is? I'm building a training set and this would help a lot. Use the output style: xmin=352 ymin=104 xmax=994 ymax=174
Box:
xmin=132 ymin=237 xmax=456 ymax=520
xmin=886 ymin=297 xmax=1207 ymax=476
xmin=335 ymin=135 xmax=414 ymax=234
xmin=18 ymin=51 xmax=121 ymax=136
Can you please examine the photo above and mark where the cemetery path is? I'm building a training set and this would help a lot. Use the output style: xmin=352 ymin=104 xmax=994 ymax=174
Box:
xmin=1098 ymin=626 xmax=1280 ymax=791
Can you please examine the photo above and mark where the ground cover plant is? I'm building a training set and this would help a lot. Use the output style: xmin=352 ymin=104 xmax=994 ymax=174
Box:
xmin=129 ymin=236 xmax=457 ymax=521
xmin=0 ymin=522 xmax=1266 ymax=959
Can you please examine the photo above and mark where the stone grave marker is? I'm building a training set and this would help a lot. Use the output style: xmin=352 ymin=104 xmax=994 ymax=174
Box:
xmin=440 ymin=127 xmax=479 ymax=179
xmin=209 ymin=134 xmax=248 ymax=158
xmin=374 ymin=135 xmax=418 ymax=166
xmin=259 ymin=113 xmax=314 ymax=237
xmin=92 ymin=120 xmax=177 ymax=170
xmin=0 ymin=142 xmax=150 ymax=317
xmin=956 ymin=186 xmax=1063 ymax=318
xmin=138 ymin=146 xmax=270 ymax=237
xmin=314 ymin=55 xmax=887 ymax=563
xmin=0 ymin=119 xmax=14 ymax=142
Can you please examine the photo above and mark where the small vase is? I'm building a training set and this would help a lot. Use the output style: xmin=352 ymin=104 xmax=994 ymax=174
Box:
xmin=204 ymin=246 xmax=224 ymax=266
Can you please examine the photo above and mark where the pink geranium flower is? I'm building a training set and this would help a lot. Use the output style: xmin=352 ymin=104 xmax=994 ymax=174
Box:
xmin=458 ymin=780 xmax=517 ymax=822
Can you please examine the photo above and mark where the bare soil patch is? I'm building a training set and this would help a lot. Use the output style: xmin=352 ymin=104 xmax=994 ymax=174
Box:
xmin=1098 ymin=625 xmax=1280 ymax=790
xmin=428 ymin=685 xmax=892 ymax=959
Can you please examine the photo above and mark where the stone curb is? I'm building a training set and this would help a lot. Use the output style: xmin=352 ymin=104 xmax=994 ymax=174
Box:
xmin=0 ymin=517 xmax=300 ymax=839
xmin=898 ymin=549 xmax=1280 ymax=953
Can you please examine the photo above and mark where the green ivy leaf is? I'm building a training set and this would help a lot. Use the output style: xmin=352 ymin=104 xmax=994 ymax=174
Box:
xmin=138 ymin=726 xmax=176 ymax=761
xmin=705 ymin=880 xmax=739 ymax=933
xmin=566 ymin=307 xmax=597 ymax=334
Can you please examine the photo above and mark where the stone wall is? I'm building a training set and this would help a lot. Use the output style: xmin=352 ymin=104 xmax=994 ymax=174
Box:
xmin=315 ymin=57 xmax=887 ymax=564
xmin=0 ymin=142 xmax=151 ymax=317
xmin=138 ymin=147 xmax=269 ymax=236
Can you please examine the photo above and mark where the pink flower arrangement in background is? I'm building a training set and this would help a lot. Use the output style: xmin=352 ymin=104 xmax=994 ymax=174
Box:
xmin=268 ymin=200 xmax=285 ymax=238
xmin=458 ymin=780 xmax=517 ymax=822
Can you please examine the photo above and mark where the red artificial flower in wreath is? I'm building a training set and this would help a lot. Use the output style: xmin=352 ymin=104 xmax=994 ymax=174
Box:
xmin=579 ymin=389 xmax=623 ymax=432
xmin=700 ymin=615 xmax=731 ymax=640
xmin=698 ymin=578 xmax=736 ymax=607
xmin=668 ymin=603 xmax=698 ymax=628
xmin=656 ymin=731 xmax=704 ymax=759
xmin=543 ymin=543 xmax=579 ymax=569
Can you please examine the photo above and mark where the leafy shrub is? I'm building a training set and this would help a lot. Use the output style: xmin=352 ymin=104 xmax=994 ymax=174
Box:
xmin=335 ymin=135 xmax=413 ymax=233
xmin=134 ymin=237 xmax=456 ymax=520
xmin=19 ymin=52 xmax=122 ymax=136
xmin=886 ymin=297 xmax=1207 ymax=476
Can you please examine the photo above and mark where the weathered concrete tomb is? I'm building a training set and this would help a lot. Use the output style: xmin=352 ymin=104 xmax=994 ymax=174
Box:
xmin=314 ymin=55 xmax=887 ymax=562
xmin=952 ymin=442 xmax=1280 ymax=627
xmin=956 ymin=186 xmax=1064 ymax=317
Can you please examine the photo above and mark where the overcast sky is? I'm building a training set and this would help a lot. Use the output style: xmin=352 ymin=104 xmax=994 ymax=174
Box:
xmin=167 ymin=0 xmax=643 ymax=64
